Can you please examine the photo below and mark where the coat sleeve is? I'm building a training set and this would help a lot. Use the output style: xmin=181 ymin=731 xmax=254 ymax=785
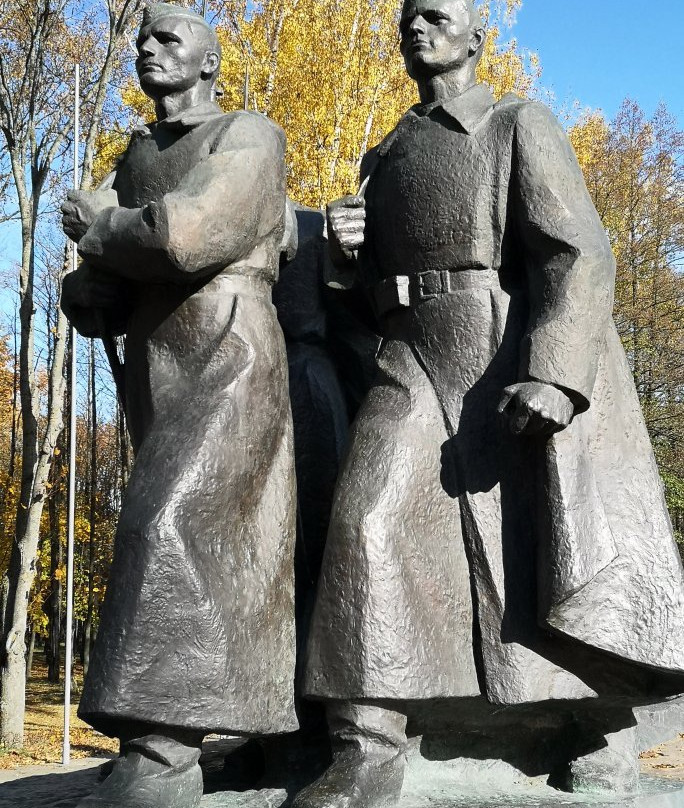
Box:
xmin=78 ymin=113 xmax=285 ymax=284
xmin=513 ymin=101 xmax=616 ymax=413
xmin=60 ymin=171 xmax=132 ymax=338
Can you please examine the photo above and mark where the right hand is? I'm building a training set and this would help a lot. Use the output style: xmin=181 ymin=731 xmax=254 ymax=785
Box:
xmin=61 ymin=188 xmax=118 ymax=244
xmin=326 ymin=194 xmax=366 ymax=265
xmin=498 ymin=381 xmax=574 ymax=437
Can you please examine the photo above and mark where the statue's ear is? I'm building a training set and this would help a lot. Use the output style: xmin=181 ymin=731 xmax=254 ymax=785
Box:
xmin=469 ymin=26 xmax=485 ymax=57
xmin=202 ymin=50 xmax=220 ymax=79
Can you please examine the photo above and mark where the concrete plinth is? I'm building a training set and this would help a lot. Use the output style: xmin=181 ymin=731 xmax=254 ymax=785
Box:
xmin=200 ymin=780 xmax=684 ymax=807
xmin=1 ymin=760 xmax=683 ymax=808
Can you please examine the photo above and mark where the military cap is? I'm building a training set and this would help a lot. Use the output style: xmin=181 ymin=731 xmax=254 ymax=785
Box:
xmin=141 ymin=2 xmax=213 ymax=31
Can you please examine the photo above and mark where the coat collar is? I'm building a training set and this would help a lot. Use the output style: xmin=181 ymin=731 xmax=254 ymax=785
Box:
xmin=376 ymin=82 xmax=495 ymax=158
xmin=411 ymin=82 xmax=495 ymax=134
xmin=156 ymin=101 xmax=225 ymax=131
xmin=130 ymin=102 xmax=225 ymax=138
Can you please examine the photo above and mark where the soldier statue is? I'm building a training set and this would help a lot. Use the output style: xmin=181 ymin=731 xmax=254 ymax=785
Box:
xmin=61 ymin=5 xmax=297 ymax=807
xmin=295 ymin=1 xmax=684 ymax=806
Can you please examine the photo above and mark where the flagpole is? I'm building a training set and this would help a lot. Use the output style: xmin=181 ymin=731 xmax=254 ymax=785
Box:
xmin=63 ymin=61 xmax=80 ymax=767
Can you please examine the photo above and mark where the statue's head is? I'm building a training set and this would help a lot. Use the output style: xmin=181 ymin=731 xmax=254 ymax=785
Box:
xmin=136 ymin=3 xmax=222 ymax=100
xmin=399 ymin=0 xmax=486 ymax=82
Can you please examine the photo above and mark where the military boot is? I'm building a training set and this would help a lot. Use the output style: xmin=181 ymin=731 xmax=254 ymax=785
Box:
xmin=76 ymin=732 xmax=204 ymax=808
xmin=291 ymin=701 xmax=407 ymax=808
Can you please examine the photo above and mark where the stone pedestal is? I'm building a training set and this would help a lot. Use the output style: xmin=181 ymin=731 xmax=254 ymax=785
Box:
xmin=635 ymin=697 xmax=684 ymax=751
xmin=197 ymin=777 xmax=684 ymax=807
xmin=1 ymin=760 xmax=682 ymax=808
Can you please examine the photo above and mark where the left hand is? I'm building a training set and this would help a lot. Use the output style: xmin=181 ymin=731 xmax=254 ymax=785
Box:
xmin=498 ymin=381 xmax=574 ymax=437
xmin=61 ymin=188 xmax=116 ymax=243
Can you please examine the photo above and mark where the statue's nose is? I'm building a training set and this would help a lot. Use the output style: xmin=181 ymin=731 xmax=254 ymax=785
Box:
xmin=137 ymin=38 xmax=156 ymax=58
xmin=409 ymin=15 xmax=426 ymax=34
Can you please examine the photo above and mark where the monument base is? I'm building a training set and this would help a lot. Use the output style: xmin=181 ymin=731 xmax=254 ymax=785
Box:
xmin=196 ymin=733 xmax=684 ymax=807
xmin=198 ymin=778 xmax=684 ymax=807
xmin=1 ymin=754 xmax=682 ymax=808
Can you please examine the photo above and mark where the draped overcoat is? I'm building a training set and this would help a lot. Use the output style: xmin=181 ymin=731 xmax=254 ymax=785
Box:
xmin=304 ymin=85 xmax=684 ymax=706
xmin=70 ymin=104 xmax=298 ymax=736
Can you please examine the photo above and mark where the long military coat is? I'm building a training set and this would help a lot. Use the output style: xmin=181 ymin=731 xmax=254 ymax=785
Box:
xmin=71 ymin=103 xmax=298 ymax=736
xmin=303 ymin=84 xmax=684 ymax=706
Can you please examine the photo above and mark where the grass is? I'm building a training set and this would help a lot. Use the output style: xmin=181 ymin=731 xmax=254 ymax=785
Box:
xmin=0 ymin=657 xmax=118 ymax=770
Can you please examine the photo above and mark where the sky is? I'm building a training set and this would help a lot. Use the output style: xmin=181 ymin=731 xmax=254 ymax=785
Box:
xmin=511 ymin=0 xmax=683 ymax=125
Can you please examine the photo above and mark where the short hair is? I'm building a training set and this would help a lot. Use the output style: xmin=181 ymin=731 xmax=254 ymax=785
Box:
xmin=141 ymin=3 xmax=222 ymax=80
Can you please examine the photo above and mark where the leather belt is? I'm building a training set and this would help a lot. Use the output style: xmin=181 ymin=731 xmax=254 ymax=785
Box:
xmin=373 ymin=268 xmax=500 ymax=317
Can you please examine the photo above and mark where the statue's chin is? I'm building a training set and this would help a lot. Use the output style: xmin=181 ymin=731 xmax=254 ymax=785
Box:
xmin=139 ymin=78 xmax=176 ymax=102
xmin=404 ymin=52 xmax=442 ymax=79
xmin=139 ymin=73 xmax=206 ymax=102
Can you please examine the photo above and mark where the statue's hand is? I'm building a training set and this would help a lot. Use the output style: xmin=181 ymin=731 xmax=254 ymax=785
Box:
xmin=326 ymin=195 xmax=366 ymax=266
xmin=498 ymin=382 xmax=574 ymax=437
xmin=62 ymin=264 xmax=125 ymax=312
xmin=61 ymin=263 xmax=128 ymax=338
xmin=61 ymin=188 xmax=117 ymax=244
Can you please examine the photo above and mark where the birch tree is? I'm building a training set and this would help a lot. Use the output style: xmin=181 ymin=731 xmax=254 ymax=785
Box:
xmin=0 ymin=0 xmax=144 ymax=748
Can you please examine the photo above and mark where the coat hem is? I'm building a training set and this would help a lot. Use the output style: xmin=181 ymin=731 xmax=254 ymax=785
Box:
xmin=79 ymin=706 xmax=300 ymax=739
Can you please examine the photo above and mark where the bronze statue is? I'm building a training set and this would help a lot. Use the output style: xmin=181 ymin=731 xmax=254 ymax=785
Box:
xmin=295 ymin=1 xmax=684 ymax=806
xmin=61 ymin=5 xmax=296 ymax=807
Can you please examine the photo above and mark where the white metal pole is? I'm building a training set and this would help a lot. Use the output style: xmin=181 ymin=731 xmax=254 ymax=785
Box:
xmin=63 ymin=61 xmax=80 ymax=767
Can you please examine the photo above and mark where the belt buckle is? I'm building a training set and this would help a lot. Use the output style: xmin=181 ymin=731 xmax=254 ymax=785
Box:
xmin=416 ymin=270 xmax=449 ymax=300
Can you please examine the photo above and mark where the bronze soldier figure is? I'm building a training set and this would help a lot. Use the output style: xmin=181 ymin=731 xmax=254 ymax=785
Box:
xmin=295 ymin=1 xmax=684 ymax=806
xmin=61 ymin=5 xmax=296 ymax=806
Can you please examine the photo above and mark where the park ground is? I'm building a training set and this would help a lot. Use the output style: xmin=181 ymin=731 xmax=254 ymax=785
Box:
xmin=0 ymin=659 xmax=117 ymax=770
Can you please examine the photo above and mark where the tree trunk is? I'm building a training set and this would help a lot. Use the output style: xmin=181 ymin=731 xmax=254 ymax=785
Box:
xmin=117 ymin=394 xmax=131 ymax=491
xmin=1 ymin=215 xmax=42 ymax=748
xmin=1 ymin=187 xmax=69 ymax=747
xmin=0 ymin=306 xmax=19 ymax=570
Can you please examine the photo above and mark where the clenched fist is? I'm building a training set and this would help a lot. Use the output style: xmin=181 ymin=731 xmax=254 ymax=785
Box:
xmin=326 ymin=194 xmax=366 ymax=266
xmin=61 ymin=188 xmax=118 ymax=244
xmin=498 ymin=381 xmax=574 ymax=437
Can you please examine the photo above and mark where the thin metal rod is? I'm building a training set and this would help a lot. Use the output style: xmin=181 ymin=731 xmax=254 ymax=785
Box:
xmin=63 ymin=61 xmax=80 ymax=768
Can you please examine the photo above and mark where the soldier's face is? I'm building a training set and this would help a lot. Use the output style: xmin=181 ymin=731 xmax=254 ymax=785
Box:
xmin=400 ymin=0 xmax=477 ymax=80
xmin=136 ymin=17 xmax=213 ymax=98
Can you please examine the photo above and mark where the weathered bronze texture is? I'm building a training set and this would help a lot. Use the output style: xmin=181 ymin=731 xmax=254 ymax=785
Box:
xmin=296 ymin=1 xmax=684 ymax=806
xmin=61 ymin=5 xmax=296 ymax=806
